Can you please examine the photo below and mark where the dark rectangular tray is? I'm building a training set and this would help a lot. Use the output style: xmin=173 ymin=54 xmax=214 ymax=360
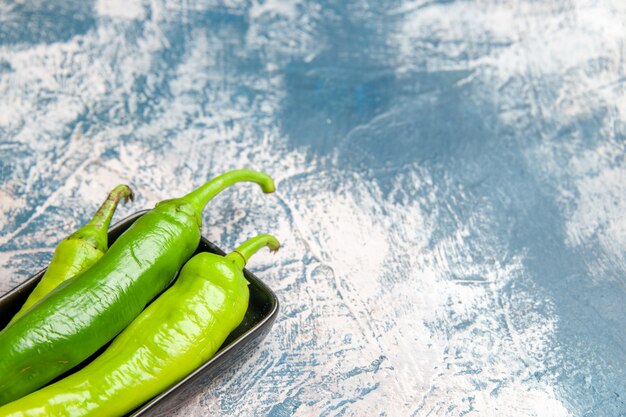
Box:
xmin=0 ymin=210 xmax=280 ymax=416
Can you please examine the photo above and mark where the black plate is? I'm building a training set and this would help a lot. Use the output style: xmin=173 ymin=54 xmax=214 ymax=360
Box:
xmin=0 ymin=210 xmax=280 ymax=416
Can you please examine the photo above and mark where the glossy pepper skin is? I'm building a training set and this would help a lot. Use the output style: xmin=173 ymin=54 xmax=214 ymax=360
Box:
xmin=0 ymin=234 xmax=280 ymax=417
xmin=0 ymin=170 xmax=275 ymax=407
xmin=7 ymin=184 xmax=134 ymax=325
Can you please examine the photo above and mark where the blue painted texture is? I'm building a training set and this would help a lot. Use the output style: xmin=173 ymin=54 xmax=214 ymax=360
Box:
xmin=1 ymin=1 xmax=625 ymax=416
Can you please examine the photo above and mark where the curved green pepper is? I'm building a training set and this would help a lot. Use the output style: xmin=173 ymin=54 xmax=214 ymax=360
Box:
xmin=0 ymin=234 xmax=279 ymax=417
xmin=0 ymin=170 xmax=275 ymax=406
xmin=7 ymin=184 xmax=134 ymax=325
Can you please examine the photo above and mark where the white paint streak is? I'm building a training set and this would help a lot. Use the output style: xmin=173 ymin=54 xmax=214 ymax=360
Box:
xmin=97 ymin=0 xmax=145 ymax=20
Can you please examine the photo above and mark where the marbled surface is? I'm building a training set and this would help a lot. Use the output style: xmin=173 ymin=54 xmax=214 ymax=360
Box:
xmin=1 ymin=1 xmax=625 ymax=416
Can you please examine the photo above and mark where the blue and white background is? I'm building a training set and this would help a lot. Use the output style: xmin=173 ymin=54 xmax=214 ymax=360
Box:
xmin=1 ymin=1 xmax=625 ymax=416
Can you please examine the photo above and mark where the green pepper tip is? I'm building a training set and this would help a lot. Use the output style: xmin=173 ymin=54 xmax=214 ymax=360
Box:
xmin=227 ymin=234 xmax=280 ymax=269
xmin=182 ymin=169 xmax=276 ymax=217
xmin=68 ymin=184 xmax=135 ymax=251
xmin=119 ymin=185 xmax=135 ymax=204
xmin=259 ymin=176 xmax=276 ymax=194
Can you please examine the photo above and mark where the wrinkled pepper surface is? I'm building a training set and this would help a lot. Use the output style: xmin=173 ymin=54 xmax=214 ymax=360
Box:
xmin=0 ymin=234 xmax=279 ymax=417
xmin=0 ymin=170 xmax=275 ymax=406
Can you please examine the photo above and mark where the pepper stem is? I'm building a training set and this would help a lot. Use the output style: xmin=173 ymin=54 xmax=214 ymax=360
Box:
xmin=68 ymin=184 xmax=134 ymax=251
xmin=84 ymin=185 xmax=135 ymax=231
xmin=227 ymin=234 xmax=280 ymax=269
xmin=182 ymin=169 xmax=275 ymax=218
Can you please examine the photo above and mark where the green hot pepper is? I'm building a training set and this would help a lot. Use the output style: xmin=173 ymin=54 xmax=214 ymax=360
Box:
xmin=0 ymin=170 xmax=275 ymax=406
xmin=0 ymin=234 xmax=279 ymax=417
xmin=7 ymin=184 xmax=134 ymax=325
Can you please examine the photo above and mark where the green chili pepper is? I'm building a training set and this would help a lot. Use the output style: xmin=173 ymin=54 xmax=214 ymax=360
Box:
xmin=0 ymin=234 xmax=279 ymax=417
xmin=0 ymin=170 xmax=275 ymax=406
xmin=7 ymin=184 xmax=134 ymax=325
